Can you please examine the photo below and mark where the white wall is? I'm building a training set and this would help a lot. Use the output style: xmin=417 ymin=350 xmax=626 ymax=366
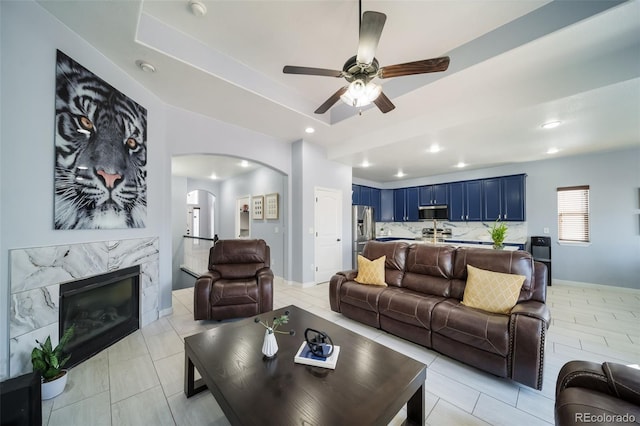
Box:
xmin=292 ymin=141 xmax=352 ymax=285
xmin=216 ymin=167 xmax=286 ymax=277
xmin=0 ymin=1 xmax=297 ymax=380
xmin=0 ymin=1 xmax=171 ymax=379
xmin=164 ymin=106 xmax=293 ymax=280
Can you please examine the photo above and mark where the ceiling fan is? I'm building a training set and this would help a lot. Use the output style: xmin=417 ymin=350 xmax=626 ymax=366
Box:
xmin=283 ymin=6 xmax=450 ymax=114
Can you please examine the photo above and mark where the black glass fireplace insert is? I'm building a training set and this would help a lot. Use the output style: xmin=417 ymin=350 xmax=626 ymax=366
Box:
xmin=59 ymin=265 xmax=140 ymax=368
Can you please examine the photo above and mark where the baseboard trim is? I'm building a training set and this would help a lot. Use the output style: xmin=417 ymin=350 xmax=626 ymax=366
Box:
xmin=159 ymin=307 xmax=174 ymax=318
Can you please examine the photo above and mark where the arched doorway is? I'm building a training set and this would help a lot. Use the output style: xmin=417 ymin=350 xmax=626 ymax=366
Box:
xmin=171 ymin=154 xmax=287 ymax=290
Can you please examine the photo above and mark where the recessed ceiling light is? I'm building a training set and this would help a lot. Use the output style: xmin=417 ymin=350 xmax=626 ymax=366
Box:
xmin=304 ymin=127 xmax=315 ymax=134
xmin=541 ymin=120 xmax=562 ymax=129
xmin=361 ymin=160 xmax=371 ymax=168
xmin=546 ymin=148 xmax=559 ymax=154
xmin=240 ymin=160 xmax=249 ymax=167
xmin=189 ymin=0 xmax=207 ymax=17
xmin=136 ymin=60 xmax=156 ymax=73
xmin=428 ymin=144 xmax=441 ymax=153
xmin=395 ymin=170 xmax=406 ymax=178
xmin=209 ymin=173 xmax=218 ymax=180
xmin=455 ymin=162 xmax=466 ymax=168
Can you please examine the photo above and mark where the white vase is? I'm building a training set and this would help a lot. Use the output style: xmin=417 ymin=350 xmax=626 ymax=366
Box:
xmin=41 ymin=370 xmax=68 ymax=400
xmin=262 ymin=329 xmax=278 ymax=358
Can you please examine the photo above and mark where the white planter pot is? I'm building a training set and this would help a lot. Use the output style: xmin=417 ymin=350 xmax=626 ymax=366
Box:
xmin=262 ymin=329 xmax=278 ymax=358
xmin=41 ymin=370 xmax=68 ymax=400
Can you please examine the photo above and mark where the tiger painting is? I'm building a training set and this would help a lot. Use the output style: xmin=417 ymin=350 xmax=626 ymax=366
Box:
xmin=54 ymin=50 xmax=147 ymax=229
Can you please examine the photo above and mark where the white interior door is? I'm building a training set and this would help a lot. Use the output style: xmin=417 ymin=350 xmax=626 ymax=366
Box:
xmin=314 ymin=188 xmax=342 ymax=283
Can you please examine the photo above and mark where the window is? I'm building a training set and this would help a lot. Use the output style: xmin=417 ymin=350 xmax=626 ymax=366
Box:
xmin=557 ymin=185 xmax=590 ymax=243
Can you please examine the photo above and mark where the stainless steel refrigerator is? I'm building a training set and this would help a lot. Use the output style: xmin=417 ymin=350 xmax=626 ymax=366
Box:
xmin=352 ymin=205 xmax=376 ymax=268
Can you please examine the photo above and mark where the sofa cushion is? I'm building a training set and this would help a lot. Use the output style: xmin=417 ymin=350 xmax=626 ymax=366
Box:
xmin=431 ymin=299 xmax=510 ymax=356
xmin=210 ymin=280 xmax=259 ymax=306
xmin=339 ymin=281 xmax=388 ymax=313
xmin=461 ymin=265 xmax=525 ymax=314
xmin=354 ymin=255 xmax=387 ymax=286
xmin=450 ymin=248 xmax=534 ymax=301
xmin=379 ymin=288 xmax=445 ymax=329
xmin=402 ymin=244 xmax=454 ymax=296
xmin=362 ymin=241 xmax=410 ymax=287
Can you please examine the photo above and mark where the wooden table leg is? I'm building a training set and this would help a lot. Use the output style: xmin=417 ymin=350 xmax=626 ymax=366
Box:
xmin=404 ymin=381 xmax=425 ymax=426
xmin=184 ymin=353 xmax=207 ymax=397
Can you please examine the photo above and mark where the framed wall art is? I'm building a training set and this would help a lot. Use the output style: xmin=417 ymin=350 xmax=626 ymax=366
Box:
xmin=252 ymin=196 xmax=264 ymax=220
xmin=265 ymin=193 xmax=279 ymax=220
xmin=54 ymin=50 xmax=147 ymax=229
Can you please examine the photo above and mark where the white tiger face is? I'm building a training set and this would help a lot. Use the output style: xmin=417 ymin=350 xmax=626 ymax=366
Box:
xmin=54 ymin=51 xmax=147 ymax=229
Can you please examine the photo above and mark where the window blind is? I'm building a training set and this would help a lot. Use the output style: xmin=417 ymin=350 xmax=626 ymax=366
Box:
xmin=557 ymin=185 xmax=590 ymax=243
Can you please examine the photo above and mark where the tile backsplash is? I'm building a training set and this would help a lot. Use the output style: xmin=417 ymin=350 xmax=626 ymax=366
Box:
xmin=376 ymin=221 xmax=528 ymax=244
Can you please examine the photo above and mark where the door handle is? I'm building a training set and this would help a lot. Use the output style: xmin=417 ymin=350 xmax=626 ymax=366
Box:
xmin=337 ymin=238 xmax=341 ymax=241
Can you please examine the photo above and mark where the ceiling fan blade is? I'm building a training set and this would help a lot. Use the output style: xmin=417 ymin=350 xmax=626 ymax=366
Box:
xmin=373 ymin=91 xmax=395 ymax=113
xmin=315 ymin=86 xmax=348 ymax=114
xmin=283 ymin=65 xmax=343 ymax=77
xmin=379 ymin=56 xmax=450 ymax=79
xmin=356 ymin=11 xmax=386 ymax=65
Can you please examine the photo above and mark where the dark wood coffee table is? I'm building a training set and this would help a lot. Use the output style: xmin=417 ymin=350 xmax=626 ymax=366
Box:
xmin=184 ymin=305 xmax=426 ymax=425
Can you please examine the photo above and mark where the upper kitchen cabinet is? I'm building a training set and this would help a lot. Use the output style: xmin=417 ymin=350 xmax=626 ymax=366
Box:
xmin=359 ymin=186 xmax=372 ymax=206
xmin=449 ymin=180 xmax=483 ymax=221
xmin=419 ymin=184 xmax=448 ymax=206
xmin=380 ymin=189 xmax=394 ymax=222
xmin=353 ymin=184 xmax=383 ymax=221
xmin=394 ymin=187 xmax=420 ymax=221
xmin=482 ymin=174 xmax=526 ymax=221
xmin=370 ymin=188 xmax=381 ymax=222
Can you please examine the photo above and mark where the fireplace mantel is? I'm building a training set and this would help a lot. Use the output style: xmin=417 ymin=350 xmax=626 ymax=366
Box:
xmin=9 ymin=237 xmax=159 ymax=378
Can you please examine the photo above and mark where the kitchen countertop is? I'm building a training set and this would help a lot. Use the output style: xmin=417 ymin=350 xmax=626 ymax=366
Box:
xmin=376 ymin=237 xmax=522 ymax=251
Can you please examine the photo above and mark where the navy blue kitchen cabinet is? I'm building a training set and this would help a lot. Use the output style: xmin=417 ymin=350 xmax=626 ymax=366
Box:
xmin=502 ymin=175 xmax=526 ymax=221
xmin=449 ymin=180 xmax=483 ymax=221
xmin=380 ymin=189 xmax=394 ymax=222
xmin=393 ymin=187 xmax=420 ymax=221
xmin=353 ymin=184 xmax=383 ymax=221
xmin=482 ymin=174 xmax=526 ymax=221
xmin=359 ymin=186 xmax=371 ymax=206
xmin=370 ymin=188 xmax=381 ymax=222
xmin=419 ymin=184 xmax=448 ymax=206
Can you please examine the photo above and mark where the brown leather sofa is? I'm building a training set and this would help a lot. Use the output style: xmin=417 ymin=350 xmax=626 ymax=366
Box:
xmin=555 ymin=361 xmax=640 ymax=425
xmin=329 ymin=240 xmax=550 ymax=389
xmin=194 ymin=239 xmax=273 ymax=321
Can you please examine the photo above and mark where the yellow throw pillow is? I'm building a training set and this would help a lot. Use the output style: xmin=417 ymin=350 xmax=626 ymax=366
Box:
xmin=354 ymin=255 xmax=387 ymax=286
xmin=461 ymin=265 xmax=525 ymax=314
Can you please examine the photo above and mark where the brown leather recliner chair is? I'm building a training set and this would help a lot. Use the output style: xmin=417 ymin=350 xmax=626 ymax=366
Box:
xmin=194 ymin=239 xmax=273 ymax=321
xmin=555 ymin=361 xmax=640 ymax=425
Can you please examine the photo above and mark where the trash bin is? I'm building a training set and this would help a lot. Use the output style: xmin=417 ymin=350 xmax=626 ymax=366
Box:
xmin=530 ymin=236 xmax=551 ymax=286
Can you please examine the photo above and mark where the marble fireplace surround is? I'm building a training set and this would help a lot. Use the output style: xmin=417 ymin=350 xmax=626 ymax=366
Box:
xmin=9 ymin=237 xmax=159 ymax=378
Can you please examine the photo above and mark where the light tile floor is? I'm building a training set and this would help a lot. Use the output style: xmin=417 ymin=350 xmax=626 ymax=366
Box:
xmin=42 ymin=280 xmax=639 ymax=425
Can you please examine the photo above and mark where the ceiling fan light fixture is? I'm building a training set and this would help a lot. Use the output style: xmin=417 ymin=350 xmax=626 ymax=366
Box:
xmin=340 ymin=80 xmax=381 ymax=108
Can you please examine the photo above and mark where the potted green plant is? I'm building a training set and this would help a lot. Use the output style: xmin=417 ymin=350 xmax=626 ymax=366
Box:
xmin=489 ymin=220 xmax=508 ymax=249
xmin=31 ymin=326 xmax=74 ymax=400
